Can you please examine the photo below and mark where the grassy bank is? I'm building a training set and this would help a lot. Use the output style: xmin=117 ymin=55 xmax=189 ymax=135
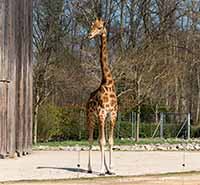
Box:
xmin=34 ymin=138 xmax=200 ymax=147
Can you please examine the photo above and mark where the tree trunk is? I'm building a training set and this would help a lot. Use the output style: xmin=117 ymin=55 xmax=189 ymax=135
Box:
xmin=155 ymin=104 xmax=159 ymax=124
xmin=135 ymin=75 xmax=141 ymax=142
xmin=119 ymin=0 xmax=124 ymax=51
xmin=33 ymin=105 xmax=39 ymax=145
xmin=129 ymin=0 xmax=136 ymax=48
xmin=196 ymin=71 xmax=200 ymax=125
xmin=135 ymin=104 xmax=140 ymax=142
xmin=33 ymin=94 xmax=39 ymax=144
xmin=175 ymin=76 xmax=180 ymax=112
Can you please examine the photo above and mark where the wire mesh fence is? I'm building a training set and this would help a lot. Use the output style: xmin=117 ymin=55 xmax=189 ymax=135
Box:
xmin=62 ymin=110 xmax=191 ymax=141
xmin=115 ymin=112 xmax=190 ymax=140
xmin=37 ymin=105 xmax=191 ymax=142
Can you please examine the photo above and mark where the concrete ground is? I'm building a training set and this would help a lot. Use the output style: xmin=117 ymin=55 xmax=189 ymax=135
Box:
xmin=0 ymin=151 xmax=200 ymax=182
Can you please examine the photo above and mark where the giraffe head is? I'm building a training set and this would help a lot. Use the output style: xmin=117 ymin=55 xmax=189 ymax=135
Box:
xmin=88 ymin=18 xmax=106 ymax=39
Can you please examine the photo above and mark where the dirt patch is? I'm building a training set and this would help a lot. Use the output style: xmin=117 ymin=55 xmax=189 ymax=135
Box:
xmin=2 ymin=173 xmax=200 ymax=185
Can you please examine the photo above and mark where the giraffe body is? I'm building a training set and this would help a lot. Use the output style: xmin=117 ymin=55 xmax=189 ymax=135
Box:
xmin=87 ymin=85 xmax=117 ymax=117
xmin=86 ymin=18 xmax=118 ymax=175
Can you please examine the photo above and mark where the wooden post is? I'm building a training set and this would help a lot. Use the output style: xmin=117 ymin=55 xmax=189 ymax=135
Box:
xmin=0 ymin=81 xmax=9 ymax=158
xmin=0 ymin=0 xmax=33 ymax=158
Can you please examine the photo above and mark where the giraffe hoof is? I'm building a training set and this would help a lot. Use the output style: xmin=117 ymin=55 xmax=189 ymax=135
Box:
xmin=88 ymin=170 xmax=93 ymax=174
xmin=99 ymin=173 xmax=105 ymax=176
xmin=106 ymin=171 xmax=116 ymax=175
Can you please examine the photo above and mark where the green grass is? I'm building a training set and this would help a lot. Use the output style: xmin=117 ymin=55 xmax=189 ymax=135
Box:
xmin=34 ymin=138 xmax=199 ymax=147
xmin=34 ymin=140 xmax=90 ymax=147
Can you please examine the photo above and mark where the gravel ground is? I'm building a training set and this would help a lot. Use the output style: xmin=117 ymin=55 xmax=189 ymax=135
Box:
xmin=0 ymin=151 xmax=200 ymax=182
xmin=34 ymin=142 xmax=200 ymax=151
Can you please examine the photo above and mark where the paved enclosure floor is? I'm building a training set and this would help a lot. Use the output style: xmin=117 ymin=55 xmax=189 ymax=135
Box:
xmin=0 ymin=151 xmax=200 ymax=182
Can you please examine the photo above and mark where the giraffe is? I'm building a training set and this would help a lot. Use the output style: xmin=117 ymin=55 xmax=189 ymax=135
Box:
xmin=86 ymin=18 xmax=118 ymax=176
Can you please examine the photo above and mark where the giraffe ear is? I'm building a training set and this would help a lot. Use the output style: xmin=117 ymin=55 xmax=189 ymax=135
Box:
xmin=97 ymin=17 xmax=101 ymax=21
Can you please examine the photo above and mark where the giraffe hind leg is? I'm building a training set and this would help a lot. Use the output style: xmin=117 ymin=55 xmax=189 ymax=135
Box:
xmin=87 ymin=112 xmax=95 ymax=173
xmin=107 ymin=112 xmax=117 ymax=175
xmin=98 ymin=112 xmax=107 ymax=176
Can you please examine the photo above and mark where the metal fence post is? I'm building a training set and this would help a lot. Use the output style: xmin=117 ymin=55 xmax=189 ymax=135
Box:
xmin=131 ymin=112 xmax=135 ymax=139
xmin=160 ymin=112 xmax=164 ymax=139
xmin=187 ymin=113 xmax=191 ymax=139
xmin=117 ymin=112 xmax=122 ymax=139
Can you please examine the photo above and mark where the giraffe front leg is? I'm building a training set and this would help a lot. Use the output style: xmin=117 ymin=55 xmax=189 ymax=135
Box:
xmin=104 ymin=152 xmax=110 ymax=173
xmin=98 ymin=117 xmax=106 ymax=176
xmin=107 ymin=114 xmax=117 ymax=175
xmin=107 ymin=134 xmax=115 ymax=175
xmin=88 ymin=145 xmax=93 ymax=173
xmin=87 ymin=113 xmax=94 ymax=173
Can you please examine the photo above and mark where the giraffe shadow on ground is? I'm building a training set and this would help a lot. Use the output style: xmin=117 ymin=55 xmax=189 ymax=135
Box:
xmin=37 ymin=166 xmax=99 ymax=175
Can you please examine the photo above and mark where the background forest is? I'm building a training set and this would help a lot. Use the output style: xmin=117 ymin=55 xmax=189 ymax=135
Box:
xmin=32 ymin=0 xmax=200 ymax=143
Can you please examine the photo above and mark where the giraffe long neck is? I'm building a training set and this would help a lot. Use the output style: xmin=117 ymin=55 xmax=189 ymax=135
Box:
xmin=100 ymin=32 xmax=113 ymax=85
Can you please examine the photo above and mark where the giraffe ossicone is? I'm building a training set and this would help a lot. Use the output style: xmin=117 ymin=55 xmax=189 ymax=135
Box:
xmin=86 ymin=18 xmax=118 ymax=176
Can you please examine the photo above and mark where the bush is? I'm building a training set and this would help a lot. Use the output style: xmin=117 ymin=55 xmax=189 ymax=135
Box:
xmin=37 ymin=104 xmax=88 ymax=142
xmin=59 ymin=107 xmax=87 ymax=140
xmin=115 ymin=121 xmax=133 ymax=138
xmin=38 ymin=103 xmax=62 ymax=142
xmin=191 ymin=126 xmax=200 ymax=138
xmin=140 ymin=123 xmax=158 ymax=138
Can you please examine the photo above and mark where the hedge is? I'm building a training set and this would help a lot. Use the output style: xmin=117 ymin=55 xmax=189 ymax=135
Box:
xmin=37 ymin=103 xmax=200 ymax=142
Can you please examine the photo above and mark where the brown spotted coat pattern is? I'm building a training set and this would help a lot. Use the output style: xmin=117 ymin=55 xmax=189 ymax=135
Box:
xmin=86 ymin=18 xmax=118 ymax=175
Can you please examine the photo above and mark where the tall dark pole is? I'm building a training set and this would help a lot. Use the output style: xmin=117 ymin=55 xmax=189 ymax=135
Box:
xmin=96 ymin=0 xmax=102 ymax=18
